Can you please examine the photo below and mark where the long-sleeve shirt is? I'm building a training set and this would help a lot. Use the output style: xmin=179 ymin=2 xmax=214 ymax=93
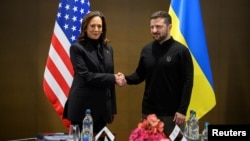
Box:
xmin=126 ymin=37 xmax=193 ymax=116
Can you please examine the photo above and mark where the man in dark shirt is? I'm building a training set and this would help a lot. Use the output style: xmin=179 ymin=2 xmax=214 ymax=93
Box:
xmin=119 ymin=10 xmax=194 ymax=137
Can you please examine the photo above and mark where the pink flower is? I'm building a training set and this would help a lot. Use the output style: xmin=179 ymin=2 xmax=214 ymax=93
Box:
xmin=129 ymin=114 xmax=170 ymax=141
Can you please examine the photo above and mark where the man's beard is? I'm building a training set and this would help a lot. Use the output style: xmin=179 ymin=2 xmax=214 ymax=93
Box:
xmin=153 ymin=34 xmax=167 ymax=43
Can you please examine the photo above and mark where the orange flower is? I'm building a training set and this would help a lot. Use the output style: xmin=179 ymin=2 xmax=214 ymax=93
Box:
xmin=137 ymin=114 xmax=165 ymax=134
xmin=147 ymin=114 xmax=160 ymax=127
xmin=130 ymin=114 xmax=169 ymax=141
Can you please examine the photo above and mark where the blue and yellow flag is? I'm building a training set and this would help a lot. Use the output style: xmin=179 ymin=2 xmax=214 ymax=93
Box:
xmin=169 ymin=0 xmax=216 ymax=119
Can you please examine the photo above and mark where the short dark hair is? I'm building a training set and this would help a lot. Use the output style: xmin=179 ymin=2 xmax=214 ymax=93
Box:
xmin=150 ymin=11 xmax=172 ymax=25
xmin=78 ymin=10 xmax=109 ymax=45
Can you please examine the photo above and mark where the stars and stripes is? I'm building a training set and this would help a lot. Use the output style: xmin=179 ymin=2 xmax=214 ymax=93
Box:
xmin=43 ymin=0 xmax=90 ymax=128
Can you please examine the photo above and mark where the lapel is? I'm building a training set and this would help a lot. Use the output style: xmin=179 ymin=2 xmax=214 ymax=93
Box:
xmin=86 ymin=43 xmax=105 ymax=73
xmin=96 ymin=44 xmax=105 ymax=72
xmin=102 ymin=45 xmax=111 ymax=70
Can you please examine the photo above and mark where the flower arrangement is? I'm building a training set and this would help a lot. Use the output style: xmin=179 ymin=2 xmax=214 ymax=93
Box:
xmin=129 ymin=114 xmax=170 ymax=141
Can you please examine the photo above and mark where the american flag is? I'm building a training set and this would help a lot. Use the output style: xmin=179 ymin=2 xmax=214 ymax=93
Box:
xmin=43 ymin=0 xmax=91 ymax=128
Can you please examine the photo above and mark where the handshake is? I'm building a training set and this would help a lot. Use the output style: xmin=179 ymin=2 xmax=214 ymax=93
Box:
xmin=114 ymin=72 xmax=127 ymax=87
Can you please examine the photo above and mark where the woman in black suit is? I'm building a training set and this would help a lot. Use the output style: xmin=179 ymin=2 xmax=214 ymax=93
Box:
xmin=63 ymin=10 xmax=122 ymax=134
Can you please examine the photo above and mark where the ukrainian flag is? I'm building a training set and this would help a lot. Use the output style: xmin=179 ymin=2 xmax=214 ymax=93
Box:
xmin=169 ymin=0 xmax=216 ymax=119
